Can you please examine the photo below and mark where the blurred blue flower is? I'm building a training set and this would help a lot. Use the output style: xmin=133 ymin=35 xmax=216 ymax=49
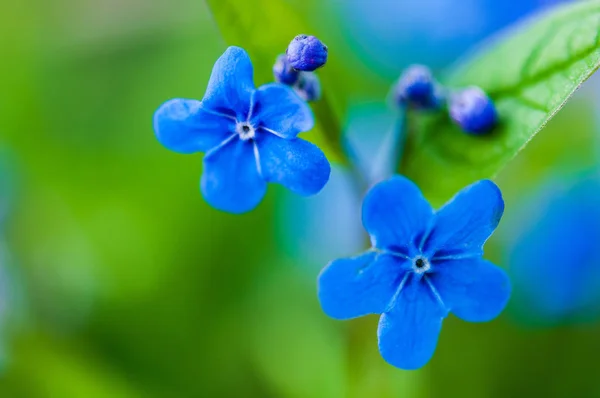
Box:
xmin=505 ymin=175 xmax=600 ymax=324
xmin=318 ymin=176 xmax=511 ymax=369
xmin=154 ymin=46 xmax=330 ymax=213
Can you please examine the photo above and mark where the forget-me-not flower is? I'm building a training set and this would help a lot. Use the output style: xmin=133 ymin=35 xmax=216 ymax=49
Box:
xmin=318 ymin=176 xmax=511 ymax=369
xmin=154 ymin=46 xmax=330 ymax=213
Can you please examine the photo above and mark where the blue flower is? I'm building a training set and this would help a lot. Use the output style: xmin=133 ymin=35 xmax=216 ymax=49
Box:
xmin=318 ymin=176 xmax=511 ymax=370
xmin=154 ymin=46 xmax=331 ymax=213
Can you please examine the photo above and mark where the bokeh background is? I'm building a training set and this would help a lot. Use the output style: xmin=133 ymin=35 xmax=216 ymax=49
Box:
xmin=2 ymin=0 xmax=600 ymax=397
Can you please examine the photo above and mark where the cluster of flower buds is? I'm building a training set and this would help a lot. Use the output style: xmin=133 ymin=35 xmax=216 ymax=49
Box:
xmin=273 ymin=35 xmax=328 ymax=102
xmin=393 ymin=65 xmax=497 ymax=135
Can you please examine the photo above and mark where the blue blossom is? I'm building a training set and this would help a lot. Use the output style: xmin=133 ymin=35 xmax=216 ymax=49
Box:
xmin=286 ymin=35 xmax=328 ymax=72
xmin=153 ymin=47 xmax=331 ymax=213
xmin=318 ymin=176 xmax=511 ymax=369
xmin=449 ymin=86 xmax=497 ymax=135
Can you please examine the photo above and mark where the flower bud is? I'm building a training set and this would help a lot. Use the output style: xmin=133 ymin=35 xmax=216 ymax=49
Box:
xmin=273 ymin=54 xmax=299 ymax=85
xmin=294 ymin=72 xmax=321 ymax=102
xmin=286 ymin=34 xmax=328 ymax=72
xmin=393 ymin=64 xmax=442 ymax=110
xmin=449 ymin=86 xmax=498 ymax=135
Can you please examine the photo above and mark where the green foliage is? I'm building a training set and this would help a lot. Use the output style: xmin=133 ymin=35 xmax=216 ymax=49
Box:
xmin=402 ymin=1 xmax=600 ymax=203
xmin=245 ymin=266 xmax=346 ymax=398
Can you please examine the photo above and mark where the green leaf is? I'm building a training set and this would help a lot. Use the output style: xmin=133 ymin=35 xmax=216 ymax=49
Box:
xmin=401 ymin=1 xmax=600 ymax=205
xmin=205 ymin=0 xmax=347 ymax=163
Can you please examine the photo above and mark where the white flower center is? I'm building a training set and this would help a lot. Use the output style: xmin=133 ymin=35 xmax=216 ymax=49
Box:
xmin=236 ymin=122 xmax=256 ymax=140
xmin=412 ymin=256 xmax=431 ymax=274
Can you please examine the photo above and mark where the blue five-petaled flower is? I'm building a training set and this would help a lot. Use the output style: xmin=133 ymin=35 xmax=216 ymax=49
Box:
xmin=318 ymin=176 xmax=511 ymax=370
xmin=153 ymin=46 xmax=331 ymax=213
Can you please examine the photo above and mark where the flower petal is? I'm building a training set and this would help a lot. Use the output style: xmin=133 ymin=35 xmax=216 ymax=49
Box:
xmin=362 ymin=176 xmax=433 ymax=252
xmin=318 ymin=251 xmax=407 ymax=320
xmin=153 ymin=98 xmax=235 ymax=154
xmin=256 ymin=133 xmax=330 ymax=196
xmin=202 ymin=46 xmax=255 ymax=119
xmin=200 ymin=137 xmax=266 ymax=213
xmin=250 ymin=83 xmax=314 ymax=139
xmin=377 ymin=275 xmax=446 ymax=370
xmin=424 ymin=180 xmax=504 ymax=256
xmin=429 ymin=258 xmax=511 ymax=322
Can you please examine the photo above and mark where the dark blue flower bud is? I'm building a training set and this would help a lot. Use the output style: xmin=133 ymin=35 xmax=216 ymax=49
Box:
xmin=449 ymin=86 xmax=498 ymax=135
xmin=393 ymin=64 xmax=443 ymax=110
xmin=273 ymin=54 xmax=299 ymax=85
xmin=286 ymin=35 xmax=328 ymax=72
xmin=294 ymin=72 xmax=321 ymax=102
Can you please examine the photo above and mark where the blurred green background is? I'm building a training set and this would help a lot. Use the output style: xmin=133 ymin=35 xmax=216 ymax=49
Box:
xmin=1 ymin=0 xmax=600 ymax=397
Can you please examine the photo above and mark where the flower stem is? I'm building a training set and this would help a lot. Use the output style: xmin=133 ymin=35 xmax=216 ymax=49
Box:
xmin=312 ymin=91 xmax=351 ymax=165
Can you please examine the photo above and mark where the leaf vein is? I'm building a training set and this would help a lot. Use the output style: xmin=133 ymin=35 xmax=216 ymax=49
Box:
xmin=512 ymin=95 xmax=548 ymax=113
xmin=491 ymin=24 xmax=600 ymax=99
xmin=518 ymin=23 xmax=563 ymax=84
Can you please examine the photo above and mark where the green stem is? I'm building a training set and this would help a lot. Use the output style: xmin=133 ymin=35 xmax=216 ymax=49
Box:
xmin=312 ymin=91 xmax=350 ymax=165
